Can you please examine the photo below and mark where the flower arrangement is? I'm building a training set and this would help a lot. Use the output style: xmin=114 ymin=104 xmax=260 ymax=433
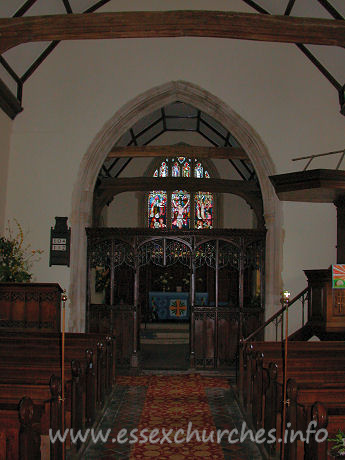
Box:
xmin=329 ymin=429 xmax=345 ymax=457
xmin=95 ymin=266 xmax=110 ymax=292
xmin=182 ymin=274 xmax=190 ymax=287
xmin=0 ymin=219 xmax=43 ymax=282
xmin=155 ymin=272 xmax=173 ymax=291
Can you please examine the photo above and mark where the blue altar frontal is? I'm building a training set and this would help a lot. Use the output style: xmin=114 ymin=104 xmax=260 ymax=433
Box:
xmin=149 ymin=291 xmax=208 ymax=320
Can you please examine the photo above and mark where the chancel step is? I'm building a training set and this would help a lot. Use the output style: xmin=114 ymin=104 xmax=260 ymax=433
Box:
xmin=140 ymin=323 xmax=189 ymax=344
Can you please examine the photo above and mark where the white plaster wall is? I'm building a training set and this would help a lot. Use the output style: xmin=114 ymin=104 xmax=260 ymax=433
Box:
xmin=222 ymin=194 xmax=253 ymax=228
xmin=3 ymin=1 xmax=344 ymax=328
xmin=107 ymin=192 xmax=139 ymax=227
xmin=0 ymin=111 xmax=12 ymax=234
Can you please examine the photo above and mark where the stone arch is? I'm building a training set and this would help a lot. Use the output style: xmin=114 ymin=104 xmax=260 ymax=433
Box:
xmin=69 ymin=80 xmax=282 ymax=335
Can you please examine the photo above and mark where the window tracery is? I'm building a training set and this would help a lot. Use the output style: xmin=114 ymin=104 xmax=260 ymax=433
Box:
xmin=148 ymin=158 xmax=214 ymax=229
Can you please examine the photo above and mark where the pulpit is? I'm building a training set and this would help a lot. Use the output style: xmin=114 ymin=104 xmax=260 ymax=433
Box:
xmin=304 ymin=269 xmax=345 ymax=336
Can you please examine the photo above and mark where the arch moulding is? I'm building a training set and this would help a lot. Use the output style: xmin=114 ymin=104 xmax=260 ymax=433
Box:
xmin=69 ymin=80 xmax=282 ymax=337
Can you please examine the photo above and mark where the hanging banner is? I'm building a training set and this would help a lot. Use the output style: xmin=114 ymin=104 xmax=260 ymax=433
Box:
xmin=332 ymin=264 xmax=345 ymax=288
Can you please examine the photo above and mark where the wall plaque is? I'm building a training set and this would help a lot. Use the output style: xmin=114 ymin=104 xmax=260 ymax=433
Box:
xmin=50 ymin=217 xmax=71 ymax=266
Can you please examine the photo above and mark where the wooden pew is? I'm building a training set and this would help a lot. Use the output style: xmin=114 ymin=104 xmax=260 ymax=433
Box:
xmin=0 ymin=331 xmax=116 ymax=386
xmin=306 ymin=402 xmax=345 ymax=460
xmin=0 ymin=332 xmax=116 ymax=459
xmin=241 ymin=341 xmax=345 ymax=408
xmin=258 ymin=364 xmax=345 ymax=459
xmin=0 ymin=431 xmax=6 ymax=460
xmin=239 ymin=341 xmax=345 ymax=459
xmin=285 ymin=379 xmax=345 ymax=459
xmin=0 ymin=397 xmax=42 ymax=460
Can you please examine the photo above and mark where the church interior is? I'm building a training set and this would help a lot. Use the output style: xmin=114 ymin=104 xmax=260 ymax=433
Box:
xmin=0 ymin=1 xmax=344 ymax=458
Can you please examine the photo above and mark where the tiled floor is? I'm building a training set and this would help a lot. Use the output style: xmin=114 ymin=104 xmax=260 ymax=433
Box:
xmin=82 ymin=375 xmax=263 ymax=459
xmin=83 ymin=384 xmax=147 ymax=459
xmin=206 ymin=387 xmax=263 ymax=460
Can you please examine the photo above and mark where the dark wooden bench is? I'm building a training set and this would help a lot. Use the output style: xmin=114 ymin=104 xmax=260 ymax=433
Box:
xmin=305 ymin=402 xmax=345 ymax=460
xmin=0 ymin=332 xmax=116 ymax=459
xmin=240 ymin=341 xmax=345 ymax=404
xmin=0 ymin=397 xmax=43 ymax=460
xmin=242 ymin=345 xmax=345 ymax=423
xmin=239 ymin=341 xmax=345 ymax=459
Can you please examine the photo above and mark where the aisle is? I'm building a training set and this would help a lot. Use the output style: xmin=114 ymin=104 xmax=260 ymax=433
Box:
xmin=83 ymin=374 xmax=262 ymax=459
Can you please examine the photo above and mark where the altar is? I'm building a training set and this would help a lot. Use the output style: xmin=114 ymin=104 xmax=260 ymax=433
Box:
xmin=149 ymin=291 xmax=208 ymax=320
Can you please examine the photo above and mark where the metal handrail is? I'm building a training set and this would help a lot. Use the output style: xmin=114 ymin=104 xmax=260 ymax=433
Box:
xmin=292 ymin=148 xmax=345 ymax=170
xmin=237 ymin=286 xmax=310 ymax=409
xmin=242 ymin=286 xmax=309 ymax=343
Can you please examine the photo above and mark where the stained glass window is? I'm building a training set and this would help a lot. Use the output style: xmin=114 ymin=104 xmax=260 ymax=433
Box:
xmin=195 ymin=192 xmax=213 ymax=229
xmin=148 ymin=158 xmax=214 ymax=229
xmin=171 ymin=190 xmax=190 ymax=229
xmin=194 ymin=162 xmax=203 ymax=178
xmin=172 ymin=161 xmax=180 ymax=177
xmin=159 ymin=162 xmax=168 ymax=177
xmin=148 ymin=191 xmax=167 ymax=228
xmin=182 ymin=161 xmax=191 ymax=177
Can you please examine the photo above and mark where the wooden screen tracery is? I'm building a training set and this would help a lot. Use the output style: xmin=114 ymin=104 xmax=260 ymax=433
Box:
xmin=137 ymin=239 xmax=192 ymax=268
xmin=165 ymin=240 xmax=191 ymax=268
xmin=86 ymin=228 xmax=266 ymax=369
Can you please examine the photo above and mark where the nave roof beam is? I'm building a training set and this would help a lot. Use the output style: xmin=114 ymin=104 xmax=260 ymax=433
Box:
xmin=0 ymin=10 xmax=344 ymax=54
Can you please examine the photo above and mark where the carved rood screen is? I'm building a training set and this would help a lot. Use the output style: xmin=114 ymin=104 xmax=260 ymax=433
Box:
xmin=137 ymin=239 xmax=191 ymax=268
xmin=86 ymin=228 xmax=266 ymax=309
xmin=86 ymin=229 xmax=265 ymax=369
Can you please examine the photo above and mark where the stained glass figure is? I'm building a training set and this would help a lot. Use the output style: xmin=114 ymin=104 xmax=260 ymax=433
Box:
xmin=148 ymin=191 xmax=167 ymax=228
xmin=149 ymin=158 xmax=214 ymax=229
xmin=195 ymin=192 xmax=213 ymax=229
xmin=194 ymin=162 xmax=204 ymax=178
xmin=159 ymin=162 xmax=168 ymax=177
xmin=182 ymin=161 xmax=191 ymax=177
xmin=172 ymin=161 xmax=180 ymax=177
xmin=171 ymin=190 xmax=190 ymax=229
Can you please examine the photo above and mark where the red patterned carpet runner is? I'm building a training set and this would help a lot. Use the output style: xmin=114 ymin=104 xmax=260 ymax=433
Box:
xmin=126 ymin=374 xmax=228 ymax=459
xmin=84 ymin=374 xmax=262 ymax=459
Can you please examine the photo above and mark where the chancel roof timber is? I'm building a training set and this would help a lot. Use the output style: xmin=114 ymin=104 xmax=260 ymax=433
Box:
xmin=0 ymin=0 xmax=344 ymax=118
xmin=107 ymin=146 xmax=248 ymax=160
xmin=96 ymin=101 xmax=258 ymax=187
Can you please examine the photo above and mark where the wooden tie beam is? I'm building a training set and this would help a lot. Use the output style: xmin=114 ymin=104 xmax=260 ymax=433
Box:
xmin=0 ymin=10 xmax=344 ymax=54
xmin=107 ymin=145 xmax=248 ymax=160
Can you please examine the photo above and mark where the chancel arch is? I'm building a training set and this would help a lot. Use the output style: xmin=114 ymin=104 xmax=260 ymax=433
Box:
xmin=69 ymin=81 xmax=281 ymax=347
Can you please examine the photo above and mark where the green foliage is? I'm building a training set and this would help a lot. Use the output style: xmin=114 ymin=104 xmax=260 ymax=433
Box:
xmin=329 ymin=429 xmax=345 ymax=456
xmin=95 ymin=267 xmax=110 ymax=292
xmin=0 ymin=219 xmax=43 ymax=282
xmin=154 ymin=272 xmax=173 ymax=291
